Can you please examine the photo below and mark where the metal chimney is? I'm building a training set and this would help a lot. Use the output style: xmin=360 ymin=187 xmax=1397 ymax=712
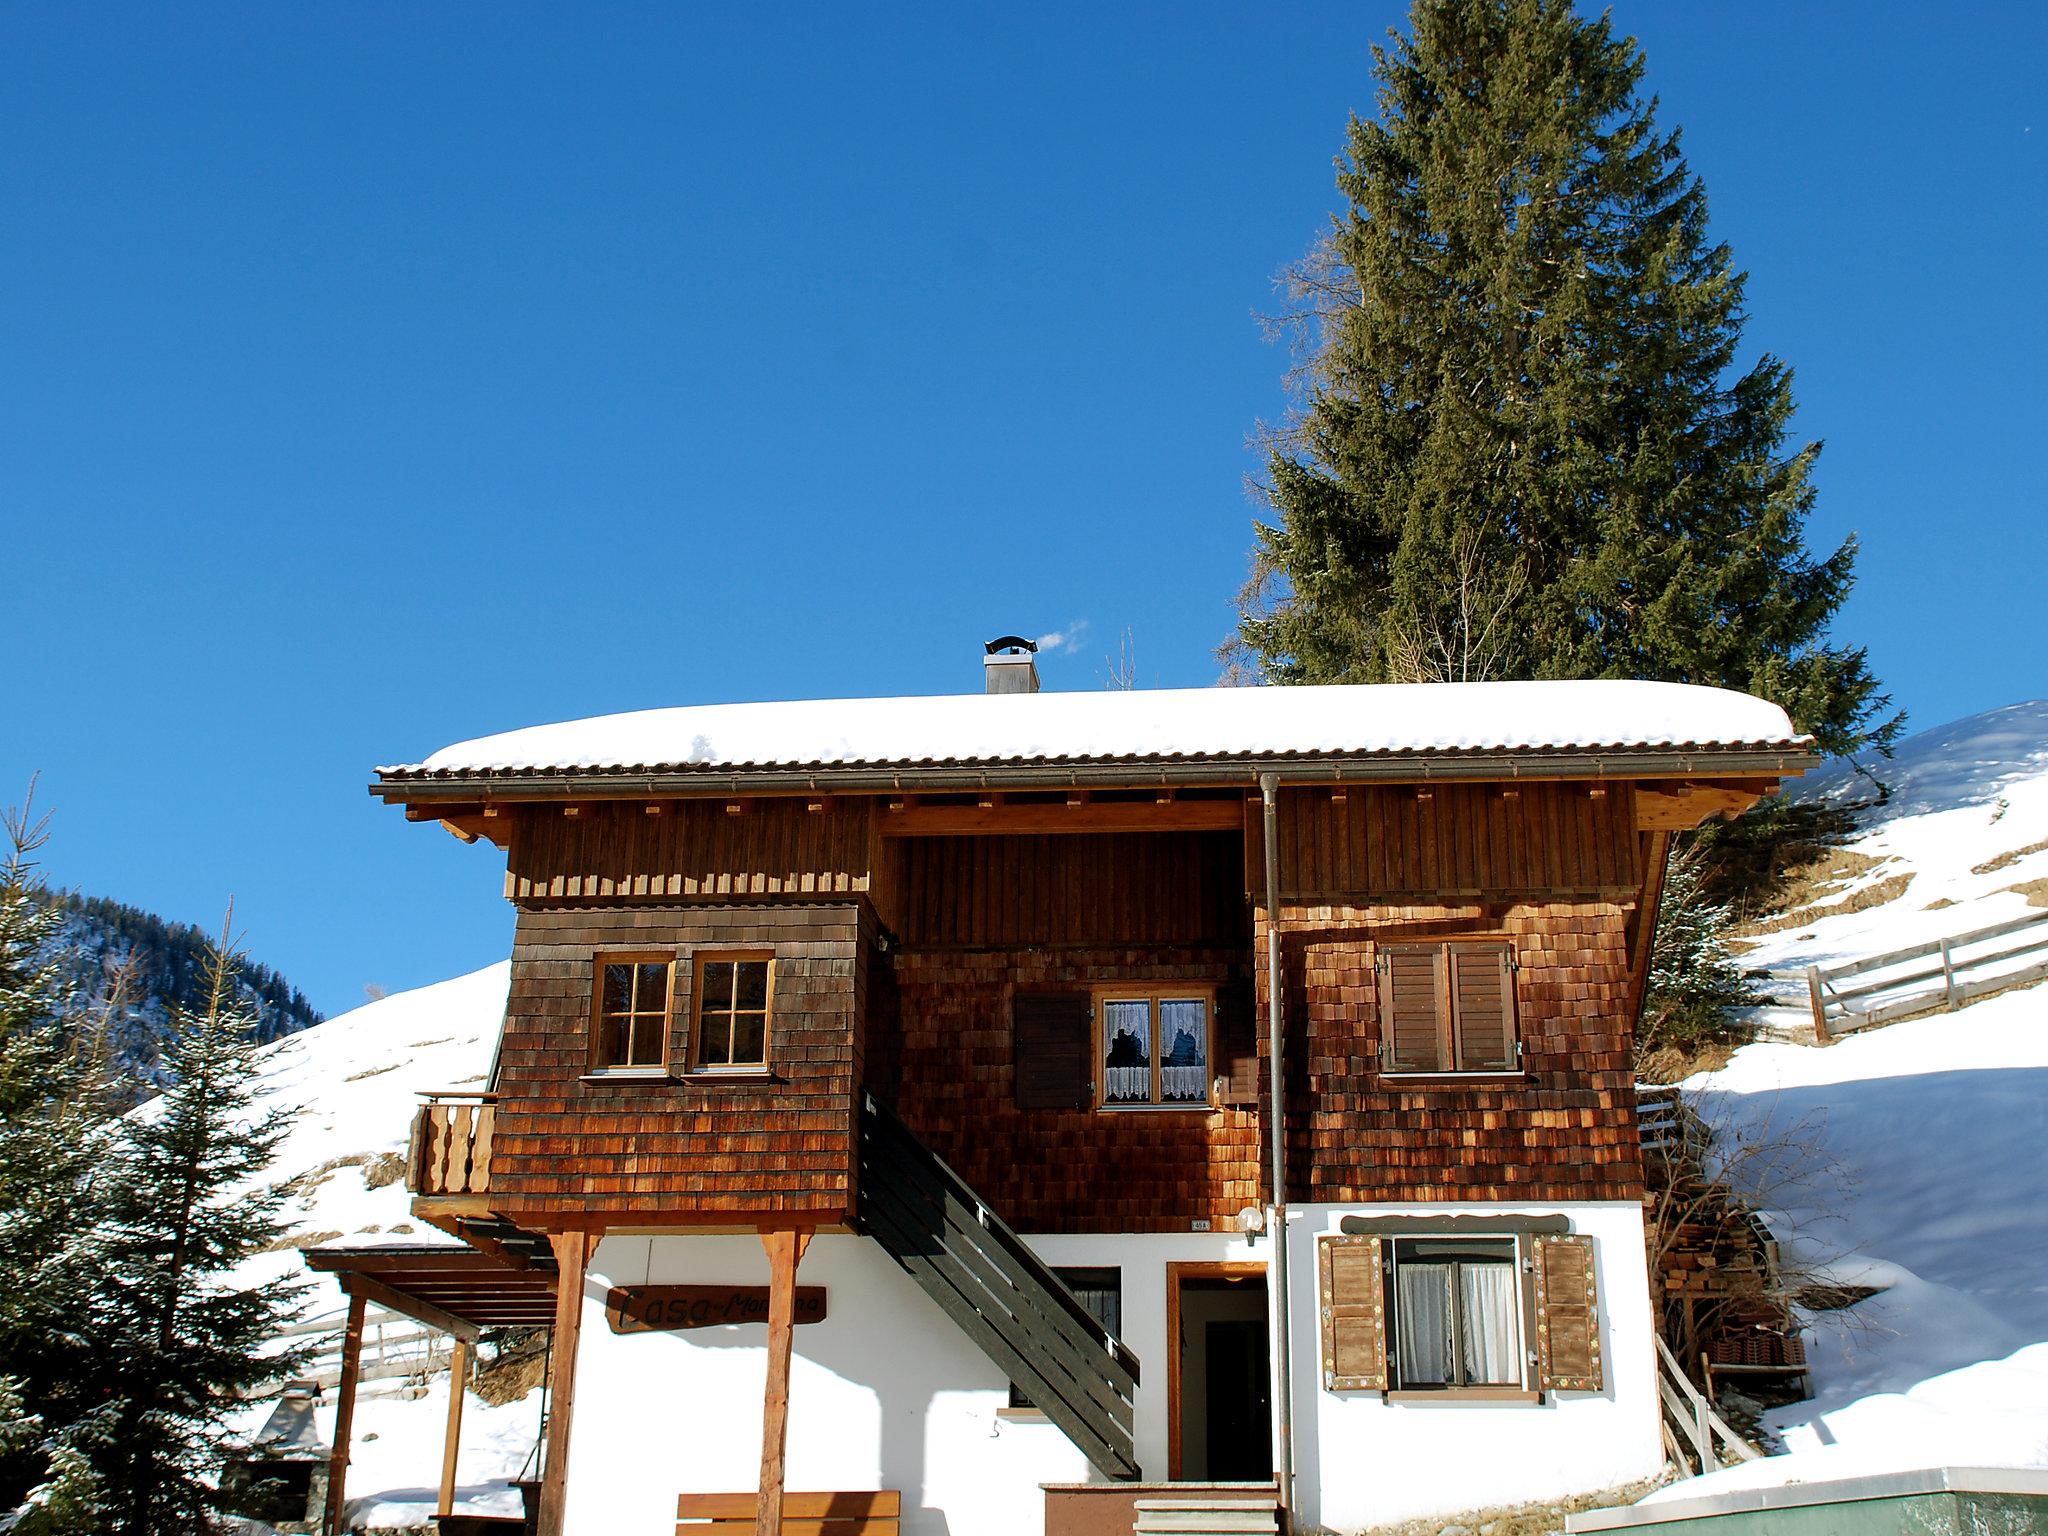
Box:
xmin=983 ymin=635 xmax=1041 ymax=695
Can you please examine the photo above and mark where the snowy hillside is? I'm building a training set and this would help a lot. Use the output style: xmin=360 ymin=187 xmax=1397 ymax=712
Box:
xmin=233 ymin=961 xmax=547 ymax=1526
xmin=1656 ymin=701 xmax=2048 ymax=1498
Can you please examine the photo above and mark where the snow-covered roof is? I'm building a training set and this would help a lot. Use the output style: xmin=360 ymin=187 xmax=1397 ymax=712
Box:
xmin=378 ymin=679 xmax=1810 ymax=785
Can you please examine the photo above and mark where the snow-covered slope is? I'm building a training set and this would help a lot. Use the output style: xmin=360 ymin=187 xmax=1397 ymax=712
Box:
xmin=1653 ymin=702 xmax=2048 ymax=1500
xmin=233 ymin=961 xmax=542 ymax=1525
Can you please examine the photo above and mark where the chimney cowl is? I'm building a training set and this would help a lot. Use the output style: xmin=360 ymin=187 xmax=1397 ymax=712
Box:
xmin=983 ymin=635 xmax=1041 ymax=695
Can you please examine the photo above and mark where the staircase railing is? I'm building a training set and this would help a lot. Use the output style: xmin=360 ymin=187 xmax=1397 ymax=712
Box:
xmin=1654 ymin=1334 xmax=1760 ymax=1477
xmin=856 ymin=1092 xmax=1141 ymax=1481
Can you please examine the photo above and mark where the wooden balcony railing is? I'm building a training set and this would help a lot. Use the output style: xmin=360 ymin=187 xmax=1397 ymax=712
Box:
xmin=409 ymin=1093 xmax=496 ymax=1197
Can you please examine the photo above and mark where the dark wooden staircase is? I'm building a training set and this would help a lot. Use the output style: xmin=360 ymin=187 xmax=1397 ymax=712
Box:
xmin=856 ymin=1092 xmax=1142 ymax=1481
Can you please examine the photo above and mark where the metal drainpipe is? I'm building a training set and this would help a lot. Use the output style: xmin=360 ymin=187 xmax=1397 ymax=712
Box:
xmin=1260 ymin=772 xmax=1295 ymax=1521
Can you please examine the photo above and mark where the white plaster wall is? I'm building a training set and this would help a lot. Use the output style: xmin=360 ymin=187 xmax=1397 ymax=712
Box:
xmin=1285 ymin=1200 xmax=1663 ymax=1533
xmin=554 ymin=1209 xmax=1656 ymax=1536
xmin=561 ymin=1230 xmax=1257 ymax=1536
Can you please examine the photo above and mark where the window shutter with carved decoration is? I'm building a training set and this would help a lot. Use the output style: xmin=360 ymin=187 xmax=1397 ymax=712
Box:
xmin=1532 ymin=1233 xmax=1603 ymax=1391
xmin=1012 ymin=992 xmax=1092 ymax=1110
xmin=1318 ymin=1234 xmax=1388 ymax=1391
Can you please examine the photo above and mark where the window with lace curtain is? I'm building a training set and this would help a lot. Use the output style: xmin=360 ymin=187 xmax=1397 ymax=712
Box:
xmin=1095 ymin=988 xmax=1212 ymax=1109
xmin=1390 ymin=1237 xmax=1523 ymax=1391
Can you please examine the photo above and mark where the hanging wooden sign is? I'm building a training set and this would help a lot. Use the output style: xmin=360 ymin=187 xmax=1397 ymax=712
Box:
xmin=604 ymin=1284 xmax=828 ymax=1335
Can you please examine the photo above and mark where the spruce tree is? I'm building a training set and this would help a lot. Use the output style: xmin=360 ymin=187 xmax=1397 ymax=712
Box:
xmin=92 ymin=918 xmax=303 ymax=1536
xmin=1638 ymin=841 xmax=1757 ymax=1075
xmin=0 ymin=791 xmax=112 ymax=1531
xmin=1234 ymin=0 xmax=1898 ymax=759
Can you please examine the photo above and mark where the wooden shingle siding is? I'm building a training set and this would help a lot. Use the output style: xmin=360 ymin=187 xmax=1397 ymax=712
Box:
xmin=882 ymin=946 xmax=1261 ymax=1232
xmin=894 ymin=831 xmax=1243 ymax=949
xmin=1262 ymin=901 xmax=1643 ymax=1204
xmin=488 ymin=902 xmax=868 ymax=1221
xmin=505 ymin=799 xmax=875 ymax=903
xmin=1261 ymin=783 xmax=1638 ymax=902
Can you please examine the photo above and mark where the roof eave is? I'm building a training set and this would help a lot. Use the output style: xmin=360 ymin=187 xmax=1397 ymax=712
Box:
xmin=370 ymin=744 xmax=1821 ymax=806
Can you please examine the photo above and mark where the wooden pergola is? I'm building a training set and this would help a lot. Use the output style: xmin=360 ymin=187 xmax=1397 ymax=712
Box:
xmin=303 ymin=1244 xmax=558 ymax=1536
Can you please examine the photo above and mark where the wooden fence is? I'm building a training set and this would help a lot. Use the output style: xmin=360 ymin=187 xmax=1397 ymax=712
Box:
xmin=1799 ymin=907 xmax=2048 ymax=1041
xmin=1655 ymin=1334 xmax=1760 ymax=1477
xmin=267 ymin=1303 xmax=455 ymax=1397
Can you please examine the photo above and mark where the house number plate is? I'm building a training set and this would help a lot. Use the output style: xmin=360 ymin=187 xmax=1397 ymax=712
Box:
xmin=605 ymin=1285 xmax=829 ymax=1334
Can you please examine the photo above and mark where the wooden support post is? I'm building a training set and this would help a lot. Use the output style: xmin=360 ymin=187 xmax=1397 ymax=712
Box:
xmin=1940 ymin=939 xmax=1957 ymax=1009
xmin=439 ymin=1336 xmax=471 ymax=1518
xmin=1806 ymin=964 xmax=1830 ymax=1044
xmin=324 ymin=1293 xmax=367 ymax=1536
xmin=756 ymin=1228 xmax=814 ymax=1536
xmin=536 ymin=1231 xmax=596 ymax=1536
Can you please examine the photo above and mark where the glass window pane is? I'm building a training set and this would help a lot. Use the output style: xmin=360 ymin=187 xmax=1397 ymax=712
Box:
xmin=636 ymin=963 xmax=670 ymax=1014
xmin=603 ymin=963 xmax=632 ymax=1017
xmin=1159 ymin=999 xmax=1208 ymax=1102
xmin=1102 ymin=1000 xmax=1152 ymax=1104
xmin=700 ymin=960 xmax=734 ymax=1011
xmin=698 ymin=1016 xmax=732 ymax=1067
xmin=734 ymin=960 xmax=768 ymax=1011
xmin=730 ymin=1010 xmax=767 ymax=1065
xmin=629 ymin=1013 xmax=664 ymax=1067
xmin=599 ymin=1011 xmax=630 ymax=1067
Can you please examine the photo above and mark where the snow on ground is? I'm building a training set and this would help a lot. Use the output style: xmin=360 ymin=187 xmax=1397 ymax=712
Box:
xmin=1644 ymin=702 xmax=2048 ymax=1501
xmin=228 ymin=961 xmax=537 ymax=1524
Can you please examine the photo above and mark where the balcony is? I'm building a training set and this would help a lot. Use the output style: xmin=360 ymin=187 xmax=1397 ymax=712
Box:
xmin=408 ymin=1092 xmax=495 ymax=1199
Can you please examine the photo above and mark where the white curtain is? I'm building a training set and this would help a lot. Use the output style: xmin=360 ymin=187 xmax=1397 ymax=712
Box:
xmin=1158 ymin=999 xmax=1207 ymax=1101
xmin=1102 ymin=1000 xmax=1151 ymax=1103
xmin=1396 ymin=1263 xmax=1455 ymax=1386
xmin=1459 ymin=1263 xmax=1520 ymax=1385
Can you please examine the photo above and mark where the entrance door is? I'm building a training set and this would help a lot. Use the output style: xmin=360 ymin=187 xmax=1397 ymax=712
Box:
xmin=1167 ymin=1264 xmax=1273 ymax=1483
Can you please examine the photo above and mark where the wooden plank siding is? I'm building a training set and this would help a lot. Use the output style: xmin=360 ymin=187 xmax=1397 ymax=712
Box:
xmin=1253 ymin=783 xmax=1639 ymax=903
xmin=893 ymin=831 xmax=1243 ymax=949
xmin=486 ymin=902 xmax=871 ymax=1222
xmin=505 ymin=799 xmax=877 ymax=904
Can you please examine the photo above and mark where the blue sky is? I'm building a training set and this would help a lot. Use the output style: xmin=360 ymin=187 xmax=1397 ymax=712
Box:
xmin=4 ymin=3 xmax=2043 ymax=1016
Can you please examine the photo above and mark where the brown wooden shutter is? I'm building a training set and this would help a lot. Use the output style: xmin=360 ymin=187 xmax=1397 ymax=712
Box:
xmin=1379 ymin=945 xmax=1448 ymax=1072
xmin=1318 ymin=1234 xmax=1388 ymax=1391
xmin=1450 ymin=942 xmax=1518 ymax=1072
xmin=1533 ymin=1233 xmax=1603 ymax=1391
xmin=1216 ymin=980 xmax=1259 ymax=1107
xmin=1013 ymin=991 xmax=1092 ymax=1110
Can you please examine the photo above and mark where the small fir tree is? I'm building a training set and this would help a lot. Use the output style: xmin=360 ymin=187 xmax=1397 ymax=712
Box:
xmin=0 ymin=789 xmax=113 ymax=1530
xmin=1638 ymin=841 xmax=1757 ymax=1074
xmin=1233 ymin=0 xmax=1899 ymax=760
xmin=93 ymin=914 xmax=303 ymax=1536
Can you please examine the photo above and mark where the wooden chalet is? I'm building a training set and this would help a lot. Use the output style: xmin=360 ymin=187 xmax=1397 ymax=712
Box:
xmin=339 ymin=644 xmax=1814 ymax=1536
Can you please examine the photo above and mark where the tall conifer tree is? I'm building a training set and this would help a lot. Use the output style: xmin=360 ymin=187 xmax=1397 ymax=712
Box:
xmin=1234 ymin=0 xmax=1897 ymax=759
xmin=0 ymin=792 xmax=111 ymax=1532
xmin=92 ymin=920 xmax=302 ymax=1536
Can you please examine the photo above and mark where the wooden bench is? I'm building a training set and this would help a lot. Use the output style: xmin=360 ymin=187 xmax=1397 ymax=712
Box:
xmin=676 ymin=1491 xmax=901 ymax=1536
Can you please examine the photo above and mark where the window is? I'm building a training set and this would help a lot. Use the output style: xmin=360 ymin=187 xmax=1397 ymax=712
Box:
xmin=692 ymin=953 xmax=772 ymax=1070
xmin=1009 ymin=1267 xmax=1122 ymax=1409
xmin=593 ymin=956 xmax=673 ymax=1070
xmin=1389 ymin=1238 xmax=1522 ymax=1390
xmin=1377 ymin=940 xmax=1519 ymax=1074
xmin=1317 ymin=1229 xmax=1604 ymax=1396
xmin=1097 ymin=990 xmax=1211 ymax=1108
